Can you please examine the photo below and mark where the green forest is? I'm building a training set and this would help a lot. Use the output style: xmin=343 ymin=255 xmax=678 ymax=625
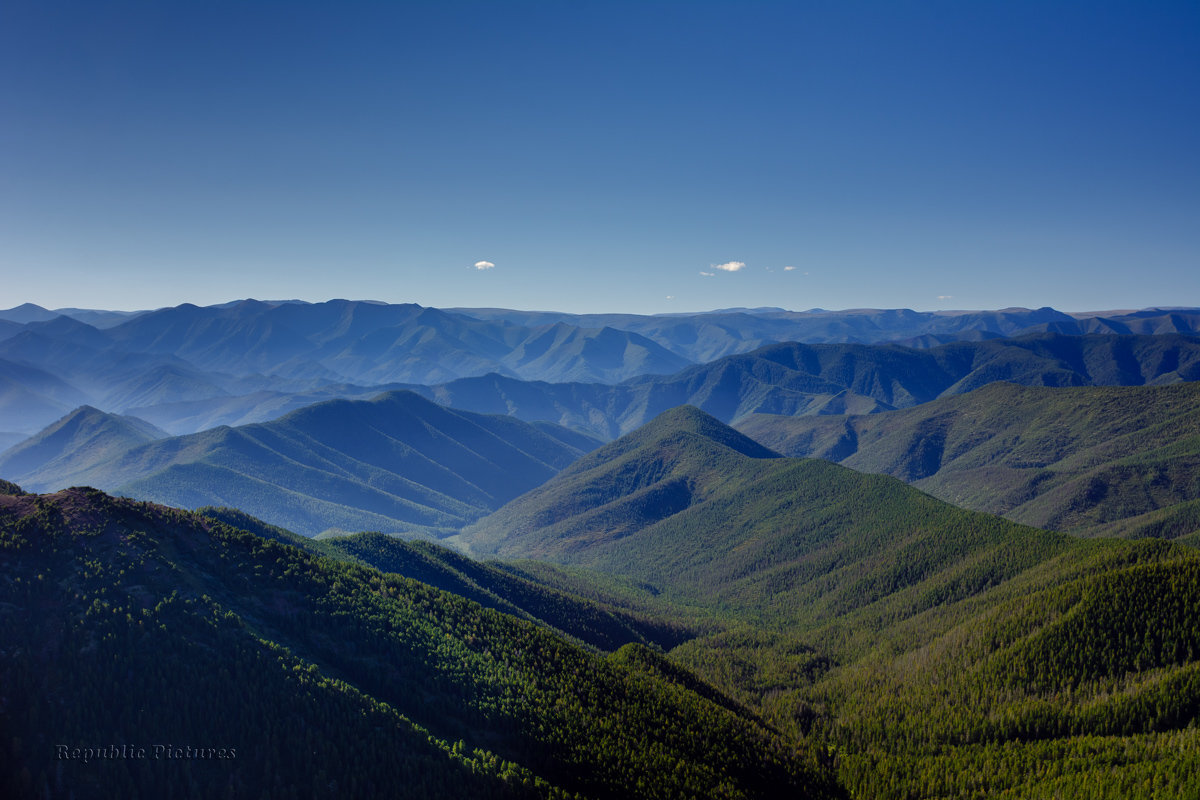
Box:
xmin=4 ymin=396 xmax=1200 ymax=798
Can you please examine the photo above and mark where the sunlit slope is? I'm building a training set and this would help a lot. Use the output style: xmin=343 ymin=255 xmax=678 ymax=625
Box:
xmin=460 ymin=406 xmax=1071 ymax=630
xmin=737 ymin=380 xmax=1200 ymax=533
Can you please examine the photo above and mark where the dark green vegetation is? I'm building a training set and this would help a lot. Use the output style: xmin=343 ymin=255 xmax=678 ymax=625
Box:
xmin=736 ymin=380 xmax=1200 ymax=535
xmin=199 ymin=506 xmax=692 ymax=654
xmin=462 ymin=407 xmax=1200 ymax=798
xmin=0 ymin=484 xmax=839 ymax=800
xmin=0 ymin=391 xmax=598 ymax=537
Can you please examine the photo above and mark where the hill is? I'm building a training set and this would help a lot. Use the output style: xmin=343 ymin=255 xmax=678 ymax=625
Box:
xmin=735 ymin=380 xmax=1200 ymax=534
xmin=0 ymin=391 xmax=600 ymax=537
xmin=458 ymin=407 xmax=1074 ymax=632
xmin=199 ymin=505 xmax=692 ymax=654
xmin=0 ymin=483 xmax=838 ymax=800
xmin=0 ymin=406 xmax=167 ymax=491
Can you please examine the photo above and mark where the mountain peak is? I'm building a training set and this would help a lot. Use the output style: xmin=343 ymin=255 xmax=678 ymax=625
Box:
xmin=624 ymin=405 xmax=780 ymax=460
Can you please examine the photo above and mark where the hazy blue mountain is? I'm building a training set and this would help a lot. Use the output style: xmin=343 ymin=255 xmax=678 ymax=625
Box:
xmin=7 ymin=391 xmax=600 ymax=537
xmin=0 ymin=302 xmax=59 ymax=324
xmin=499 ymin=322 xmax=690 ymax=382
xmin=123 ymin=382 xmax=415 ymax=434
xmin=453 ymin=305 xmax=1200 ymax=360
xmin=409 ymin=332 xmax=1200 ymax=440
xmin=0 ymin=405 xmax=168 ymax=491
xmin=95 ymin=362 xmax=234 ymax=410
xmin=0 ymin=358 xmax=91 ymax=433
xmin=0 ymin=318 xmax=25 ymax=342
xmin=4 ymin=299 xmax=1200 ymax=438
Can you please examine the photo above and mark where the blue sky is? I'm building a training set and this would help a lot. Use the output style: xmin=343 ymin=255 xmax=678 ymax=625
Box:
xmin=2 ymin=1 xmax=1197 ymax=314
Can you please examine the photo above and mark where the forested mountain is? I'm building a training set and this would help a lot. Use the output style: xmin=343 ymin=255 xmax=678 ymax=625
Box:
xmin=457 ymin=407 xmax=1073 ymax=623
xmin=735 ymin=380 xmax=1200 ymax=534
xmin=0 ymin=484 xmax=838 ymax=800
xmin=0 ymin=392 xmax=599 ymax=537
xmin=460 ymin=407 xmax=1200 ymax=798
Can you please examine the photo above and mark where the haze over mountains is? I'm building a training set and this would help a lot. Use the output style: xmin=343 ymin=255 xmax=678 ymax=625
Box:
xmin=3 ymin=299 xmax=1200 ymax=437
xmin=0 ymin=391 xmax=597 ymax=537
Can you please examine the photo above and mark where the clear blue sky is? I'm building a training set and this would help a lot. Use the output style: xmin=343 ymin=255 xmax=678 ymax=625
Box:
xmin=2 ymin=0 xmax=1197 ymax=314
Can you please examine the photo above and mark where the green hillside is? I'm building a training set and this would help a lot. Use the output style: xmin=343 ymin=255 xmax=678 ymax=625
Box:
xmin=460 ymin=406 xmax=1200 ymax=797
xmin=736 ymin=380 xmax=1200 ymax=534
xmin=459 ymin=406 xmax=1072 ymax=631
xmin=0 ymin=484 xmax=839 ymax=800
xmin=199 ymin=506 xmax=692 ymax=653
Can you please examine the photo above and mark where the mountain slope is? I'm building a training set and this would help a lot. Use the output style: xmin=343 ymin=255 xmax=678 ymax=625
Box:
xmin=199 ymin=506 xmax=692 ymax=654
xmin=458 ymin=407 xmax=1200 ymax=798
xmin=459 ymin=407 xmax=1071 ymax=632
xmin=7 ymin=391 xmax=600 ymax=537
xmin=0 ymin=484 xmax=838 ymax=800
xmin=736 ymin=380 xmax=1200 ymax=533
xmin=0 ymin=406 xmax=167 ymax=491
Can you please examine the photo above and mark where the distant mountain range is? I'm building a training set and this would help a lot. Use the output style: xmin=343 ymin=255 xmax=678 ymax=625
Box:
xmin=415 ymin=332 xmax=1200 ymax=439
xmin=7 ymin=329 xmax=1200 ymax=540
xmin=2 ymin=299 xmax=1198 ymax=435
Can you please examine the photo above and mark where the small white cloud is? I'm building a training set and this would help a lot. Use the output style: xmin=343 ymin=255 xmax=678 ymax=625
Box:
xmin=474 ymin=260 xmax=495 ymax=270
xmin=713 ymin=261 xmax=746 ymax=272
xmin=666 ymin=295 xmax=675 ymax=300
xmin=783 ymin=266 xmax=797 ymax=272
xmin=699 ymin=271 xmax=715 ymax=277
xmin=937 ymin=295 xmax=953 ymax=300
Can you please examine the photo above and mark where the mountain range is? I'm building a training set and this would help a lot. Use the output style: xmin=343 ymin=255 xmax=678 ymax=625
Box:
xmin=413 ymin=332 xmax=1200 ymax=439
xmin=2 ymin=299 xmax=1199 ymax=436
xmin=6 ymin=299 xmax=1200 ymax=799
xmin=7 ymin=403 xmax=1200 ymax=798
xmin=458 ymin=407 xmax=1200 ymax=797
